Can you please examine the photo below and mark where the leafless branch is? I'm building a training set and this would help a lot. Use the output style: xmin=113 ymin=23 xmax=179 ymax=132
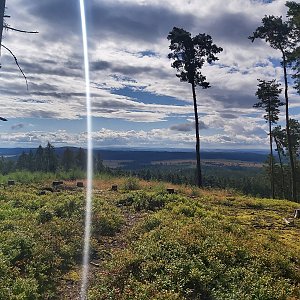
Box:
xmin=4 ymin=25 xmax=38 ymax=34
xmin=1 ymin=44 xmax=28 ymax=90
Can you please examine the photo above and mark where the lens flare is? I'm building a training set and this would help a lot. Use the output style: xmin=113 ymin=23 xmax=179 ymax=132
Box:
xmin=79 ymin=0 xmax=93 ymax=299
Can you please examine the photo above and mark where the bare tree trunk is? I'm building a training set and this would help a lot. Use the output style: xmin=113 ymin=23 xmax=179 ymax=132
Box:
xmin=282 ymin=52 xmax=297 ymax=202
xmin=268 ymin=113 xmax=275 ymax=199
xmin=0 ymin=0 xmax=6 ymax=58
xmin=191 ymin=81 xmax=202 ymax=187
xmin=274 ymin=137 xmax=285 ymax=199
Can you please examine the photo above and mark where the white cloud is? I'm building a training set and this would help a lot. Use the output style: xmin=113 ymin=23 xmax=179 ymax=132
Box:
xmin=0 ymin=0 xmax=297 ymax=148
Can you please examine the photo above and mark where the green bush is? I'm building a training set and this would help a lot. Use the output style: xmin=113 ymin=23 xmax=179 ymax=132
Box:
xmin=37 ymin=208 xmax=54 ymax=223
xmin=140 ymin=216 xmax=162 ymax=232
xmin=118 ymin=191 xmax=183 ymax=211
xmin=122 ymin=177 xmax=141 ymax=191
xmin=92 ymin=199 xmax=125 ymax=236
xmin=93 ymin=210 xmax=124 ymax=236
xmin=0 ymin=171 xmax=53 ymax=184
xmin=11 ymin=277 xmax=40 ymax=300
xmin=55 ymin=169 xmax=85 ymax=180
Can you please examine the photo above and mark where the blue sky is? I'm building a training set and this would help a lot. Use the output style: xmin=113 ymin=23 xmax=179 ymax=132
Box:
xmin=0 ymin=0 xmax=299 ymax=149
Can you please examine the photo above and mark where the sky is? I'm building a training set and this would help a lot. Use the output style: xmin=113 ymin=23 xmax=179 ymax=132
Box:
xmin=0 ymin=0 xmax=299 ymax=150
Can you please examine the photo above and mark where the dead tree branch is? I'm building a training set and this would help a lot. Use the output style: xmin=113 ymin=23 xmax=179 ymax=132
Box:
xmin=1 ymin=44 xmax=28 ymax=90
xmin=4 ymin=26 xmax=38 ymax=34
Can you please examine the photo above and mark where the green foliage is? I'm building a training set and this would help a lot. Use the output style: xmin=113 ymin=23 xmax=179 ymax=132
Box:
xmin=16 ymin=143 xmax=58 ymax=173
xmin=1 ymin=176 xmax=300 ymax=299
xmin=0 ymin=185 xmax=84 ymax=298
xmin=249 ymin=7 xmax=300 ymax=202
xmin=167 ymin=27 xmax=223 ymax=188
xmin=37 ymin=208 xmax=54 ymax=224
xmin=10 ymin=278 xmax=40 ymax=300
xmin=90 ymin=192 xmax=300 ymax=300
xmin=122 ymin=177 xmax=141 ymax=191
xmin=167 ymin=27 xmax=223 ymax=86
xmin=271 ymin=120 xmax=300 ymax=199
xmin=118 ymin=190 xmax=183 ymax=211
xmin=140 ymin=215 xmax=162 ymax=232
xmin=0 ymin=182 xmax=132 ymax=294
xmin=254 ymin=79 xmax=284 ymax=124
xmin=0 ymin=170 xmax=88 ymax=185
xmin=0 ymin=171 xmax=54 ymax=184
xmin=249 ymin=15 xmax=292 ymax=50
xmin=286 ymin=1 xmax=300 ymax=93
xmin=10 ymin=144 xmax=106 ymax=176
xmin=92 ymin=202 xmax=125 ymax=236
xmin=272 ymin=119 xmax=300 ymax=158
xmin=190 ymin=185 xmax=201 ymax=197
xmin=0 ymin=156 xmax=15 ymax=175
xmin=54 ymin=169 xmax=85 ymax=181
xmin=61 ymin=147 xmax=74 ymax=171
xmin=151 ymin=182 xmax=166 ymax=194
xmin=134 ymin=166 xmax=271 ymax=198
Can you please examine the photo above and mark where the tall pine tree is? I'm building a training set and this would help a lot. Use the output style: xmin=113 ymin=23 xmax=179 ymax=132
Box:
xmin=167 ymin=27 xmax=222 ymax=187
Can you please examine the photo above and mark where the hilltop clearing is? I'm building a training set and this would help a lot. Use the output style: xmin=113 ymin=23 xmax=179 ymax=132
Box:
xmin=0 ymin=176 xmax=299 ymax=299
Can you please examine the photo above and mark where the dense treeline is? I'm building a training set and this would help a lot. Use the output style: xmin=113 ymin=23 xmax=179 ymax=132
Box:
xmin=0 ymin=142 xmax=299 ymax=200
xmin=0 ymin=142 xmax=106 ymax=175
xmin=132 ymin=157 xmax=300 ymax=199
xmin=132 ymin=166 xmax=270 ymax=198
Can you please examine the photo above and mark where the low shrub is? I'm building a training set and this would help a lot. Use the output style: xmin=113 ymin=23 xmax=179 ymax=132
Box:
xmin=118 ymin=191 xmax=182 ymax=211
xmin=122 ymin=177 xmax=141 ymax=191
xmin=91 ymin=194 xmax=300 ymax=300
xmin=140 ymin=215 xmax=162 ymax=232
xmin=0 ymin=185 xmax=84 ymax=298
xmin=37 ymin=208 xmax=54 ymax=224
xmin=92 ymin=201 xmax=125 ymax=236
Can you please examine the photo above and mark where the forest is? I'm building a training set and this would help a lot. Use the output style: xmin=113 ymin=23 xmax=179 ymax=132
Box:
xmin=165 ymin=1 xmax=300 ymax=203
xmin=0 ymin=142 xmax=297 ymax=200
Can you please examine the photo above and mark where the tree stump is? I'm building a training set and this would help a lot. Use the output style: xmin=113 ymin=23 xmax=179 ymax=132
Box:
xmin=167 ymin=188 xmax=174 ymax=194
xmin=111 ymin=185 xmax=118 ymax=191
xmin=294 ymin=209 xmax=300 ymax=219
xmin=77 ymin=182 xmax=84 ymax=187
xmin=8 ymin=180 xmax=15 ymax=186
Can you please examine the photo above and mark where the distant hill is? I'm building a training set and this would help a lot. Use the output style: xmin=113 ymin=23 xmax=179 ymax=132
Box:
xmin=94 ymin=149 xmax=268 ymax=163
xmin=0 ymin=147 xmax=268 ymax=168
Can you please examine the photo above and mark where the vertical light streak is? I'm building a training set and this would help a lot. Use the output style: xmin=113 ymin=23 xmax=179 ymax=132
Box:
xmin=79 ymin=0 xmax=93 ymax=299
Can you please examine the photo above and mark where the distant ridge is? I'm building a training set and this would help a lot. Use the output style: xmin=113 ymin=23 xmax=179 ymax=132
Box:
xmin=0 ymin=147 xmax=268 ymax=164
